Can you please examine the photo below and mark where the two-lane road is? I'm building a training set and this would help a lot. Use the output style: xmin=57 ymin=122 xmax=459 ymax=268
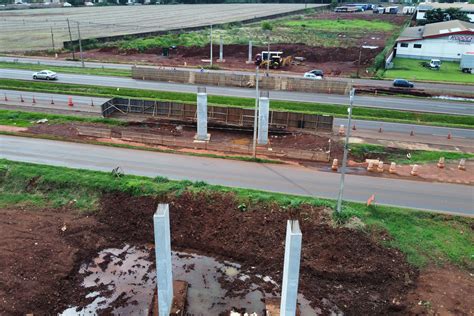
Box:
xmin=1 ymin=135 xmax=472 ymax=215
xmin=1 ymin=68 xmax=473 ymax=116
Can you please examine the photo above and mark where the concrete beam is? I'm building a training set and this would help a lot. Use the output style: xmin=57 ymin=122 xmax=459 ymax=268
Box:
xmin=280 ymin=220 xmax=302 ymax=316
xmin=258 ymin=96 xmax=269 ymax=145
xmin=153 ymin=203 xmax=173 ymax=315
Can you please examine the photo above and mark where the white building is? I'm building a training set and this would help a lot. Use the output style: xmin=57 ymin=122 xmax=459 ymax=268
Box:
xmin=416 ymin=2 xmax=474 ymax=22
xmin=395 ymin=20 xmax=474 ymax=61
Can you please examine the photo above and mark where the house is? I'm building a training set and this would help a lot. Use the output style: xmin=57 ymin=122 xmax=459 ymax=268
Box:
xmin=395 ymin=20 xmax=474 ymax=61
xmin=416 ymin=2 xmax=474 ymax=22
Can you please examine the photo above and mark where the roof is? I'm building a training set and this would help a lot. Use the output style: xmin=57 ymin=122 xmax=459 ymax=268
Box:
xmin=417 ymin=2 xmax=474 ymax=12
xmin=397 ymin=20 xmax=474 ymax=42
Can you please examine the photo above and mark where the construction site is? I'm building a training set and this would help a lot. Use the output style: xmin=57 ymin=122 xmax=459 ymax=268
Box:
xmin=0 ymin=4 xmax=472 ymax=316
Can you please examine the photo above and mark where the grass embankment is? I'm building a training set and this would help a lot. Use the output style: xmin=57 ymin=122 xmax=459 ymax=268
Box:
xmin=0 ymin=159 xmax=472 ymax=269
xmin=351 ymin=144 xmax=474 ymax=164
xmin=383 ymin=58 xmax=474 ymax=85
xmin=0 ymin=109 xmax=124 ymax=127
xmin=1 ymin=79 xmax=473 ymax=129
xmin=0 ymin=61 xmax=131 ymax=77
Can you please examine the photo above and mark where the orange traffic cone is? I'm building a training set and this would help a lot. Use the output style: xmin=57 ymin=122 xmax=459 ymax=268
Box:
xmin=68 ymin=96 xmax=74 ymax=107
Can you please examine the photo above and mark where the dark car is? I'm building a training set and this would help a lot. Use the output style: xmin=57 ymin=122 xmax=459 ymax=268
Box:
xmin=393 ymin=79 xmax=414 ymax=88
xmin=309 ymin=69 xmax=324 ymax=78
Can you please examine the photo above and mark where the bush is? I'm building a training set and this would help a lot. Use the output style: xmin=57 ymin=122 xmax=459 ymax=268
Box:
xmin=261 ymin=21 xmax=273 ymax=32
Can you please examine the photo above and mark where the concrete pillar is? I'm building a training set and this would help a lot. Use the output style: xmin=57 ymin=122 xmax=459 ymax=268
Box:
xmin=257 ymin=94 xmax=269 ymax=145
xmin=248 ymin=40 xmax=253 ymax=63
xmin=280 ymin=220 xmax=302 ymax=316
xmin=153 ymin=204 xmax=173 ymax=316
xmin=196 ymin=87 xmax=208 ymax=141
xmin=219 ymin=36 xmax=224 ymax=62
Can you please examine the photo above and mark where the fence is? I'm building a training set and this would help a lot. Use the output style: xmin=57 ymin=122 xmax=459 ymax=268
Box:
xmin=102 ymin=97 xmax=334 ymax=133
xmin=132 ymin=67 xmax=351 ymax=95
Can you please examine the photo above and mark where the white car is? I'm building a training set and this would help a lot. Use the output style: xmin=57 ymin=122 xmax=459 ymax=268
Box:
xmin=303 ymin=72 xmax=323 ymax=80
xmin=32 ymin=70 xmax=58 ymax=80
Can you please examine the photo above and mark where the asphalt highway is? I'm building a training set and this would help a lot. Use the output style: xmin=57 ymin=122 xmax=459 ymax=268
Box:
xmin=1 ymin=68 xmax=473 ymax=116
xmin=2 ymin=56 xmax=474 ymax=95
xmin=1 ymin=135 xmax=472 ymax=215
xmin=1 ymin=88 xmax=473 ymax=139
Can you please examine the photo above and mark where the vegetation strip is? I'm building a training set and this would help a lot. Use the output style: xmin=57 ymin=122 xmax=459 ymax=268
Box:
xmin=350 ymin=144 xmax=474 ymax=164
xmin=0 ymin=62 xmax=131 ymax=78
xmin=1 ymin=79 xmax=473 ymax=129
xmin=0 ymin=159 xmax=472 ymax=268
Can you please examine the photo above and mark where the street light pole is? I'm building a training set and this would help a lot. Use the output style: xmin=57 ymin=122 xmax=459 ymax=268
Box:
xmin=77 ymin=22 xmax=85 ymax=68
xmin=210 ymin=24 xmax=213 ymax=68
xmin=252 ymin=66 xmax=259 ymax=158
xmin=336 ymin=88 xmax=355 ymax=213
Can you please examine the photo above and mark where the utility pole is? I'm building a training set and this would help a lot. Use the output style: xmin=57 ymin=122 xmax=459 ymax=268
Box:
xmin=357 ymin=47 xmax=362 ymax=78
xmin=66 ymin=18 xmax=76 ymax=60
xmin=266 ymin=39 xmax=270 ymax=74
xmin=210 ymin=24 xmax=213 ymax=68
xmin=77 ymin=22 xmax=85 ymax=68
xmin=336 ymin=88 xmax=355 ymax=213
xmin=252 ymin=66 xmax=259 ymax=158
xmin=50 ymin=26 xmax=55 ymax=52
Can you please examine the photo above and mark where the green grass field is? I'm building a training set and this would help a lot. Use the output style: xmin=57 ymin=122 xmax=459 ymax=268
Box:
xmin=283 ymin=19 xmax=396 ymax=32
xmin=383 ymin=58 xmax=474 ymax=84
xmin=1 ymin=159 xmax=472 ymax=268
xmin=1 ymin=79 xmax=473 ymax=129
xmin=0 ymin=61 xmax=131 ymax=77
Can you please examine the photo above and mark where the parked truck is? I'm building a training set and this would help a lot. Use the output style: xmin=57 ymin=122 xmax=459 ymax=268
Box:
xmin=460 ymin=53 xmax=474 ymax=74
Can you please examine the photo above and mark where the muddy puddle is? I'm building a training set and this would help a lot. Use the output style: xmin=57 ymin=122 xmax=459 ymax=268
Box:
xmin=61 ymin=245 xmax=318 ymax=315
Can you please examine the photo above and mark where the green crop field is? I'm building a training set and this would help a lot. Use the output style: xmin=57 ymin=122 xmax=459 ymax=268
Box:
xmin=383 ymin=58 xmax=474 ymax=84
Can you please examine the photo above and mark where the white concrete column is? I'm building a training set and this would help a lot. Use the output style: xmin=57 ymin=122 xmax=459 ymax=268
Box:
xmin=197 ymin=87 xmax=208 ymax=141
xmin=248 ymin=40 xmax=253 ymax=63
xmin=257 ymin=96 xmax=269 ymax=145
xmin=219 ymin=36 xmax=224 ymax=62
xmin=153 ymin=204 xmax=173 ymax=316
xmin=280 ymin=220 xmax=302 ymax=316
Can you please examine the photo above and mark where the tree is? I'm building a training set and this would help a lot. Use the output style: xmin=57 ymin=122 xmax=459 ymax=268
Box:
xmin=423 ymin=8 xmax=470 ymax=24
xmin=444 ymin=8 xmax=470 ymax=22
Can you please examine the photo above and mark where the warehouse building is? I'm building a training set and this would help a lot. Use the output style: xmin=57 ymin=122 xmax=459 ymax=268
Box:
xmin=395 ymin=20 xmax=474 ymax=61
xmin=416 ymin=2 xmax=474 ymax=23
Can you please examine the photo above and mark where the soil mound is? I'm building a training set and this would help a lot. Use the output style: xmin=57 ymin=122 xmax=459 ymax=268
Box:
xmin=98 ymin=192 xmax=417 ymax=315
